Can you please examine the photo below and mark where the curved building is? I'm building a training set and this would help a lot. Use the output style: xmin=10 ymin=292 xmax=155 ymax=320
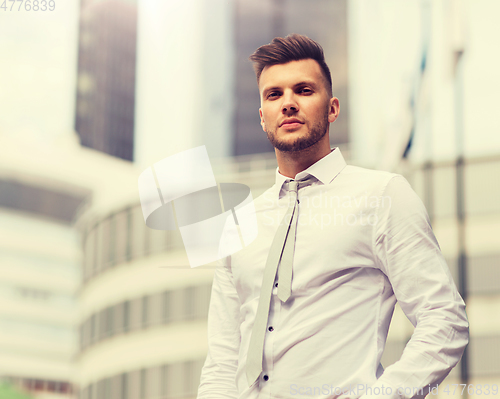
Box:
xmin=76 ymin=151 xmax=277 ymax=399
xmin=0 ymin=133 xmax=91 ymax=398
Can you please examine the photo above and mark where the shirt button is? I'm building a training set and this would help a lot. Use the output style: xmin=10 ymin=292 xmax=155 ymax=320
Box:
xmin=263 ymin=375 xmax=269 ymax=381
xmin=275 ymin=283 xmax=278 ymax=287
xmin=268 ymin=326 xmax=274 ymax=332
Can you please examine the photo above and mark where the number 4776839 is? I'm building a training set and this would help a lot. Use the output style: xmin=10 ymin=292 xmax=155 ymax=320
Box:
xmin=1 ymin=0 xmax=56 ymax=11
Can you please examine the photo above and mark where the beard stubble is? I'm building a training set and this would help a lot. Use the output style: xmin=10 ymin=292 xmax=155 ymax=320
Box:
xmin=264 ymin=104 xmax=330 ymax=152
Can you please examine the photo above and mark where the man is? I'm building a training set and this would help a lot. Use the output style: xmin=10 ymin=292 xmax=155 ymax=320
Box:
xmin=197 ymin=34 xmax=468 ymax=399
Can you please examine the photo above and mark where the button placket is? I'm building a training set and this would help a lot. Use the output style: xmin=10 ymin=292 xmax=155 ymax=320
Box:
xmin=261 ymin=286 xmax=280 ymax=392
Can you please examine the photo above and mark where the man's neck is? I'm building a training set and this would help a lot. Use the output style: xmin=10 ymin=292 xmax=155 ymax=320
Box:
xmin=275 ymin=140 xmax=333 ymax=179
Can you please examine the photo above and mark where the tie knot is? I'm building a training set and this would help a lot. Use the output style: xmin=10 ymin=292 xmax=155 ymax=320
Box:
xmin=288 ymin=180 xmax=298 ymax=193
xmin=285 ymin=175 xmax=316 ymax=193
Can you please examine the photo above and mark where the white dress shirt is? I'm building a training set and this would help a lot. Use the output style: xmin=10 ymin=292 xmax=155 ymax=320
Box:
xmin=197 ymin=148 xmax=469 ymax=399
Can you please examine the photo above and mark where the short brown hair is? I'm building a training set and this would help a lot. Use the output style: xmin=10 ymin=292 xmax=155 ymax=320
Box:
xmin=249 ymin=33 xmax=332 ymax=96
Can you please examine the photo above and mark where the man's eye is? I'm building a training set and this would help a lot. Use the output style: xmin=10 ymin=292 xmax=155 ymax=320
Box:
xmin=299 ymin=88 xmax=312 ymax=94
xmin=267 ymin=92 xmax=280 ymax=99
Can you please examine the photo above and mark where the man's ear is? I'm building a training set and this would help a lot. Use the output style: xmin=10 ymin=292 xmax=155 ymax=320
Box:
xmin=328 ymin=97 xmax=340 ymax=123
xmin=259 ymin=108 xmax=267 ymax=132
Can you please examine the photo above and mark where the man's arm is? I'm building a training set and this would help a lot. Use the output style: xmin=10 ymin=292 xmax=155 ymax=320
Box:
xmin=197 ymin=253 xmax=241 ymax=399
xmin=366 ymin=175 xmax=469 ymax=399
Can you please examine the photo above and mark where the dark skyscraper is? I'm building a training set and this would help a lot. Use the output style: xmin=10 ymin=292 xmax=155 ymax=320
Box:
xmin=233 ymin=0 xmax=349 ymax=156
xmin=75 ymin=0 xmax=137 ymax=161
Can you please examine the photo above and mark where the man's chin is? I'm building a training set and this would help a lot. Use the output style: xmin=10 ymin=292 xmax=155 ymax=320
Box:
xmin=268 ymin=133 xmax=301 ymax=151
xmin=272 ymin=139 xmax=315 ymax=153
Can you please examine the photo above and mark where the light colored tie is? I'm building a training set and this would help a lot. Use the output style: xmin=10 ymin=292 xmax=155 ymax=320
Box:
xmin=246 ymin=175 xmax=316 ymax=385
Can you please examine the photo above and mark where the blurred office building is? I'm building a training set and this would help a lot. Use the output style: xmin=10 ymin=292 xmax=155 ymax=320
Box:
xmin=2 ymin=1 xmax=499 ymax=399
xmin=0 ymin=0 xmax=81 ymax=397
xmin=75 ymin=0 xmax=138 ymax=162
xmin=133 ymin=0 xmax=235 ymax=167
xmin=73 ymin=1 xmax=235 ymax=398
xmin=75 ymin=151 xmax=280 ymax=399
xmin=0 ymin=131 xmax=162 ymax=398
xmin=349 ymin=0 xmax=500 ymax=387
xmin=0 ymin=134 xmax=89 ymax=398
xmin=76 ymin=0 xmax=500 ymax=398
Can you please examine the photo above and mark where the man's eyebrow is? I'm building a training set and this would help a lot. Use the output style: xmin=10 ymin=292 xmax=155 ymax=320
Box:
xmin=294 ymin=80 xmax=318 ymax=89
xmin=261 ymin=86 xmax=281 ymax=97
xmin=261 ymin=81 xmax=318 ymax=97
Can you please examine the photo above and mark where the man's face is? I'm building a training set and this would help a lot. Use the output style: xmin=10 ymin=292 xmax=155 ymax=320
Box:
xmin=258 ymin=59 xmax=339 ymax=152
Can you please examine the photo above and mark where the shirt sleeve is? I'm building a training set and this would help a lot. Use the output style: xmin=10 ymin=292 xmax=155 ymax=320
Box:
xmin=196 ymin=246 xmax=241 ymax=398
xmin=365 ymin=174 xmax=469 ymax=399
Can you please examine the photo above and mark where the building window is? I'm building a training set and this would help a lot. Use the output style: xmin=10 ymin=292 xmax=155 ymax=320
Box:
xmin=126 ymin=207 xmax=132 ymax=262
xmin=107 ymin=306 xmax=114 ymax=337
xmin=100 ymin=218 xmax=111 ymax=271
xmin=162 ymin=291 xmax=170 ymax=324
xmin=84 ymin=227 xmax=96 ymax=282
xmin=184 ymin=361 xmax=195 ymax=395
xmin=149 ymin=227 xmax=168 ymax=256
xmin=108 ymin=213 xmax=116 ymax=266
xmin=81 ymin=318 xmax=88 ymax=350
xmin=80 ymin=284 xmax=213 ymax=351
xmin=148 ymin=292 xmax=162 ymax=327
xmin=80 ymin=324 xmax=84 ymax=351
xmin=184 ymin=286 xmax=196 ymax=320
xmin=121 ymin=373 xmax=128 ymax=399
xmin=103 ymin=377 xmax=111 ymax=399
xmin=142 ymin=295 xmax=149 ymax=329
xmin=169 ymin=289 xmax=185 ymax=322
xmin=123 ymin=300 xmax=130 ymax=333
xmin=90 ymin=314 xmax=96 ymax=344
xmin=95 ymin=221 xmax=104 ymax=275
xmin=130 ymin=206 xmax=146 ymax=259
xmin=129 ymin=297 xmax=142 ymax=332
xmin=160 ymin=364 xmax=168 ymax=397
xmin=115 ymin=209 xmax=128 ymax=264
xmin=99 ymin=309 xmax=107 ymax=341
xmin=139 ymin=368 xmax=146 ymax=399
xmin=96 ymin=380 xmax=104 ymax=399
xmin=200 ymin=283 xmax=212 ymax=318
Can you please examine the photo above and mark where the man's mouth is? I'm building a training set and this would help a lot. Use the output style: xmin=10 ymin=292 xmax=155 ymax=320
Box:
xmin=280 ymin=119 xmax=304 ymax=128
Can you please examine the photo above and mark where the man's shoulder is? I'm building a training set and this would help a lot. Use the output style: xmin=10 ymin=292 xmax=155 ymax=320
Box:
xmin=338 ymin=164 xmax=402 ymax=190
xmin=341 ymin=164 xmax=397 ymax=178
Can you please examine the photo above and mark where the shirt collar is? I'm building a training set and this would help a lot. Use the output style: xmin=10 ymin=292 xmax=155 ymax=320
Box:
xmin=274 ymin=147 xmax=347 ymax=199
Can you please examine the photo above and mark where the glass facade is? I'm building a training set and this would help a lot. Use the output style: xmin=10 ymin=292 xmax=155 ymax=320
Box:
xmin=79 ymin=284 xmax=211 ymax=351
xmin=75 ymin=0 xmax=138 ymax=161
xmin=79 ymin=360 xmax=205 ymax=399
xmin=82 ymin=205 xmax=190 ymax=283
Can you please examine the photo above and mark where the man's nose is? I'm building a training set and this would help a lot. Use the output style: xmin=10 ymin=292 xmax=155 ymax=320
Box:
xmin=282 ymin=92 xmax=299 ymax=114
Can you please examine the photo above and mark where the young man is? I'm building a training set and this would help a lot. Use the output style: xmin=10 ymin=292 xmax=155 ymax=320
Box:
xmin=197 ymin=34 xmax=468 ymax=399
